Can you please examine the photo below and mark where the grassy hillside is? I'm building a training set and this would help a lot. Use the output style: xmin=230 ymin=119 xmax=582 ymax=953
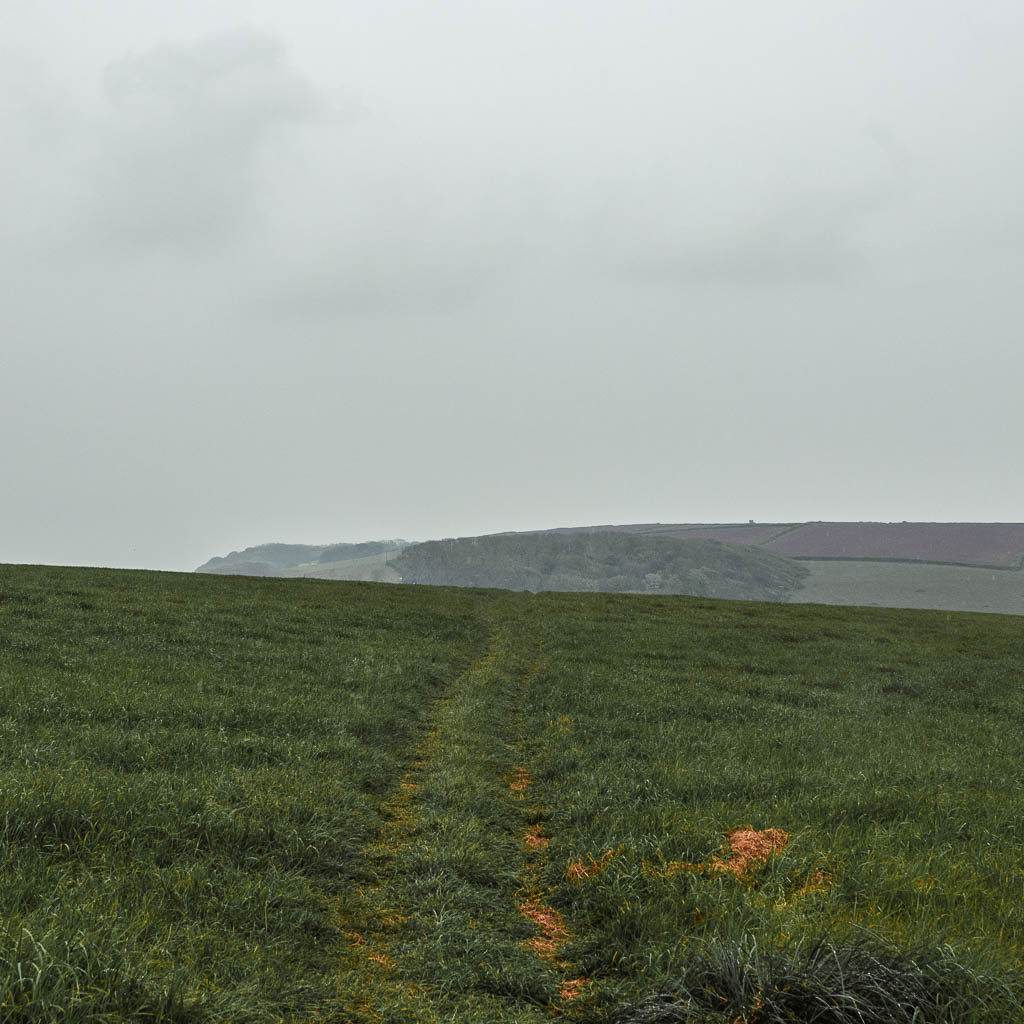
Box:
xmin=1 ymin=565 xmax=1022 ymax=1021
xmin=196 ymin=542 xmax=330 ymax=575
xmin=792 ymin=559 xmax=1024 ymax=615
xmin=390 ymin=532 xmax=808 ymax=601
xmin=196 ymin=540 xmax=407 ymax=578
xmin=282 ymin=551 xmax=403 ymax=583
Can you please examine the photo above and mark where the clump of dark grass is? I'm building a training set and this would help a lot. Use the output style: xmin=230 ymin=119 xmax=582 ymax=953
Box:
xmin=612 ymin=935 xmax=1020 ymax=1023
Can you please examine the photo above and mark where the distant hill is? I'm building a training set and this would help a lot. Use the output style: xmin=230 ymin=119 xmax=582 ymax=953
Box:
xmin=195 ymin=523 xmax=1024 ymax=614
xmin=196 ymin=540 xmax=407 ymax=579
xmin=389 ymin=533 xmax=807 ymax=601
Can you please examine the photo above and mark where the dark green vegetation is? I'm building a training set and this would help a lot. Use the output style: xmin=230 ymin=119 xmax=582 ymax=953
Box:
xmin=195 ymin=534 xmax=807 ymax=599
xmin=391 ymin=533 xmax=807 ymax=600
xmin=194 ymin=533 xmax=805 ymax=601
xmin=1 ymin=565 xmax=1022 ymax=1021
xmin=387 ymin=536 xmax=811 ymax=598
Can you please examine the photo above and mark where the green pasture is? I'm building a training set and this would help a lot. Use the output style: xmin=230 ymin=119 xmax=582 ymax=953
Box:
xmin=523 ymin=594 xmax=1024 ymax=1021
xmin=0 ymin=565 xmax=1021 ymax=1021
xmin=0 ymin=565 xmax=483 ymax=1021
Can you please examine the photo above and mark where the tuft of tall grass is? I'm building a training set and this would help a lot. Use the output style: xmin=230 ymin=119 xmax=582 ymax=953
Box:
xmin=612 ymin=935 xmax=1020 ymax=1023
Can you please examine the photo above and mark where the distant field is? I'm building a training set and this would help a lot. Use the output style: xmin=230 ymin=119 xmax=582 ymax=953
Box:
xmin=793 ymin=559 xmax=1024 ymax=615
xmin=763 ymin=523 xmax=1024 ymax=568
xmin=622 ymin=523 xmax=798 ymax=546
xmin=1 ymin=565 xmax=1022 ymax=1021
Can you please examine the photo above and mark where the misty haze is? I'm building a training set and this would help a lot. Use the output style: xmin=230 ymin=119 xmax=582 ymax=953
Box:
xmin=2 ymin=1 xmax=1023 ymax=571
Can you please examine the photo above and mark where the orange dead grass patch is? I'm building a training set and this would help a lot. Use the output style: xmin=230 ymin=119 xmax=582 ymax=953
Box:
xmin=525 ymin=825 xmax=549 ymax=849
xmin=559 ymin=977 xmax=587 ymax=1000
xmin=567 ymin=848 xmax=614 ymax=881
xmin=510 ymin=767 xmax=531 ymax=793
xmin=710 ymin=828 xmax=789 ymax=881
xmin=641 ymin=828 xmax=790 ymax=883
xmin=519 ymin=900 xmax=568 ymax=958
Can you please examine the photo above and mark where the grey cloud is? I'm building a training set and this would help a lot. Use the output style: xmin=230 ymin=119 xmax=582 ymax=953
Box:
xmin=618 ymin=173 xmax=904 ymax=288
xmin=265 ymin=257 xmax=494 ymax=319
xmin=84 ymin=29 xmax=318 ymax=253
xmin=0 ymin=49 xmax=84 ymax=254
xmin=254 ymin=154 xmax=541 ymax=320
xmin=635 ymin=196 xmax=870 ymax=286
xmin=260 ymin=202 xmax=511 ymax=319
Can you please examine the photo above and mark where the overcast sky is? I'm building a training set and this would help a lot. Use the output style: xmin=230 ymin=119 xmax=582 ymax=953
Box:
xmin=2 ymin=1 xmax=1023 ymax=571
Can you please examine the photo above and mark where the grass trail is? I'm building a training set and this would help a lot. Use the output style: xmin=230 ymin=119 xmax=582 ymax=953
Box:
xmin=334 ymin=593 xmax=567 ymax=1022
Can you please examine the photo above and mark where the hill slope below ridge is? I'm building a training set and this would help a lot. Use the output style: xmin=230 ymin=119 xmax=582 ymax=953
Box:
xmin=196 ymin=540 xmax=408 ymax=577
xmin=792 ymin=559 xmax=1024 ymax=615
xmin=390 ymin=532 xmax=808 ymax=601
xmin=543 ymin=521 xmax=1024 ymax=568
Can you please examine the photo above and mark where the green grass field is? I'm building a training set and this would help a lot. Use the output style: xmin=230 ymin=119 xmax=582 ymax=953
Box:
xmin=0 ymin=565 xmax=1021 ymax=1022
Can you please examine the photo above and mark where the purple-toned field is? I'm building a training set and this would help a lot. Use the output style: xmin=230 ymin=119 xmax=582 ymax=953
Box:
xmin=540 ymin=522 xmax=1024 ymax=569
xmin=764 ymin=522 xmax=1024 ymax=568
xmin=537 ymin=523 xmax=796 ymax=545
xmin=651 ymin=524 xmax=797 ymax=546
